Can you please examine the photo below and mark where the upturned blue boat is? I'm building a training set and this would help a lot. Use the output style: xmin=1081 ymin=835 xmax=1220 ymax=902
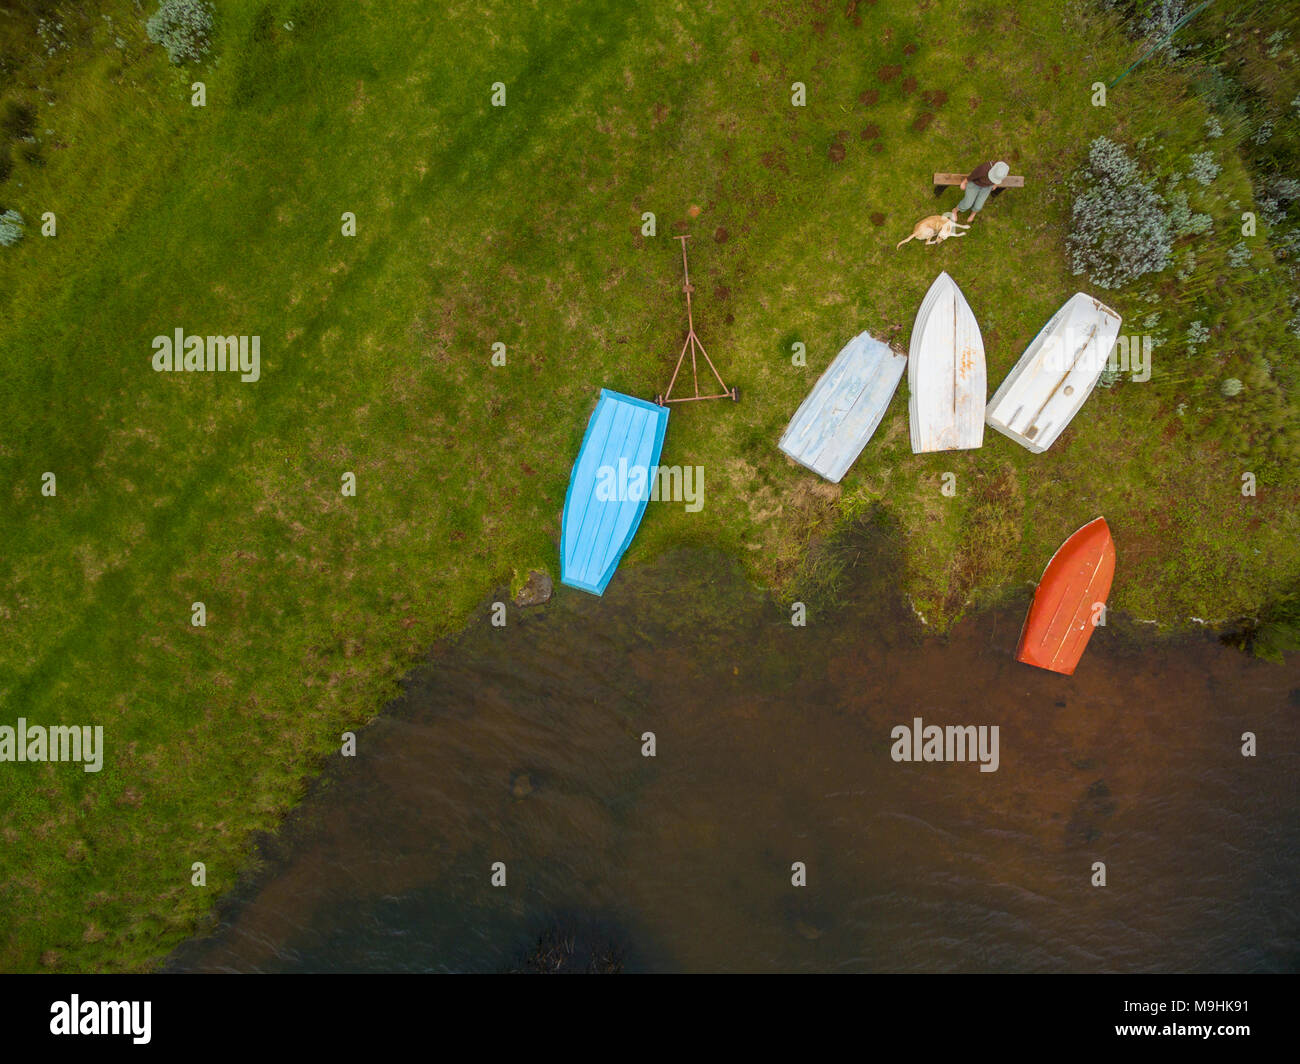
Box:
xmin=560 ymin=389 xmax=669 ymax=595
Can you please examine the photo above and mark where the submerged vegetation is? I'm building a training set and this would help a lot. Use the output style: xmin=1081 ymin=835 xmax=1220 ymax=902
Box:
xmin=511 ymin=918 xmax=626 ymax=974
xmin=0 ymin=0 xmax=1297 ymax=971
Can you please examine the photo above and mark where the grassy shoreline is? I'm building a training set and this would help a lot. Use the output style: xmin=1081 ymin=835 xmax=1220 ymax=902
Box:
xmin=1 ymin=0 xmax=1297 ymax=971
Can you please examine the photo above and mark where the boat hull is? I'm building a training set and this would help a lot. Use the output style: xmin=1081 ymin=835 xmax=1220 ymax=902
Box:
xmin=908 ymin=271 xmax=986 ymax=453
xmin=778 ymin=331 xmax=907 ymax=483
xmin=1017 ymin=517 xmax=1115 ymax=675
xmin=560 ymin=389 xmax=669 ymax=596
xmin=986 ymin=293 xmax=1122 ymax=453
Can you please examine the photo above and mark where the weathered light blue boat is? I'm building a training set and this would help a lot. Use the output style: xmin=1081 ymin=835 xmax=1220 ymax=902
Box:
xmin=561 ymin=389 xmax=669 ymax=595
xmin=778 ymin=331 xmax=907 ymax=482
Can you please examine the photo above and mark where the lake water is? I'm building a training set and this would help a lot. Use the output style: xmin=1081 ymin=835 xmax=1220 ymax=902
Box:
xmin=166 ymin=542 xmax=1300 ymax=973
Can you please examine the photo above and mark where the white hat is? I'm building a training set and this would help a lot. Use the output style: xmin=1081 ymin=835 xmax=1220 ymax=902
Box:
xmin=989 ymin=161 xmax=1010 ymax=184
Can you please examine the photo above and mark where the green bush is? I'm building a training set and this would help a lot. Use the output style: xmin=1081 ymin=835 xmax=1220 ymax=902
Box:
xmin=1 ymin=100 xmax=36 ymax=140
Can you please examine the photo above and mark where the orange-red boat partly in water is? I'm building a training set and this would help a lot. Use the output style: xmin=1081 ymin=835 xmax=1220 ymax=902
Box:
xmin=1017 ymin=517 xmax=1115 ymax=675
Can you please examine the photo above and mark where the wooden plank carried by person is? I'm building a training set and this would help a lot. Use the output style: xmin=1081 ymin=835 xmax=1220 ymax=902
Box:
xmin=933 ymin=171 xmax=1025 ymax=188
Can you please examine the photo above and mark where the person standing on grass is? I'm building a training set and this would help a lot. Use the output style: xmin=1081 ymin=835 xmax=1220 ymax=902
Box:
xmin=955 ymin=160 xmax=1010 ymax=223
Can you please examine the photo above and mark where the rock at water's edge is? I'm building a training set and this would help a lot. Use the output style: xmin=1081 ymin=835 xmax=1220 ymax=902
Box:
xmin=514 ymin=570 xmax=553 ymax=607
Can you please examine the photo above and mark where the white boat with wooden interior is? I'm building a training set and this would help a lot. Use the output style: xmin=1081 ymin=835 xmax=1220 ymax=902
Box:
xmin=985 ymin=292 xmax=1122 ymax=453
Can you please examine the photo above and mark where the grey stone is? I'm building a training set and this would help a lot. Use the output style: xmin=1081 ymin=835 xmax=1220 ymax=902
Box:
xmin=514 ymin=570 xmax=553 ymax=607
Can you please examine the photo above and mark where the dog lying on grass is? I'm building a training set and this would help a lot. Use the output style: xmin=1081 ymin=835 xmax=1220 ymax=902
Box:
xmin=896 ymin=211 xmax=970 ymax=249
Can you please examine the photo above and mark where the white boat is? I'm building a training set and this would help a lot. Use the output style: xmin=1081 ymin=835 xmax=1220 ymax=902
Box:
xmin=985 ymin=293 xmax=1122 ymax=453
xmin=908 ymin=272 xmax=986 ymax=453
xmin=778 ymin=331 xmax=907 ymax=483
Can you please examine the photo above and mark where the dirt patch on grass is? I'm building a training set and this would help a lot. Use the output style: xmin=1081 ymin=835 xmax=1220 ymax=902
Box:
xmin=912 ymin=112 xmax=935 ymax=132
xmin=760 ymin=148 xmax=788 ymax=173
xmin=922 ymin=90 xmax=948 ymax=108
xmin=771 ymin=477 xmax=844 ymax=589
xmin=750 ymin=50 xmax=760 ymax=63
xmin=715 ymin=285 xmax=731 ymax=301
xmin=844 ymin=0 xmax=863 ymax=26
xmin=714 ymin=226 xmax=729 ymax=243
xmin=652 ymin=102 xmax=669 ymax=126
xmin=901 ymin=76 xmax=917 ymax=94
xmin=942 ymin=465 xmax=1025 ymax=617
xmin=876 ymin=64 xmax=902 ymax=83
xmin=829 ymin=129 xmax=849 ymax=162
xmin=859 ymin=89 xmax=879 ymax=106
xmin=347 ymin=80 xmax=368 ymax=116
xmin=870 ymin=212 xmax=886 ymax=226
xmin=859 ymin=124 xmax=880 ymax=140
xmin=903 ymin=42 xmax=918 ymax=56
xmin=870 ymin=142 xmax=884 ymax=154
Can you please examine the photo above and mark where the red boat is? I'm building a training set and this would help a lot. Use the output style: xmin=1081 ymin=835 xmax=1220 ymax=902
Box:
xmin=1017 ymin=517 xmax=1115 ymax=675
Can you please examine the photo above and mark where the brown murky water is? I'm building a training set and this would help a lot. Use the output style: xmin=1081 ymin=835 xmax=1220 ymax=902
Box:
xmin=166 ymin=544 xmax=1300 ymax=972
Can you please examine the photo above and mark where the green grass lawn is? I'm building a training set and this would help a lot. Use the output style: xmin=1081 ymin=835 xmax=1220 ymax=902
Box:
xmin=0 ymin=0 xmax=1297 ymax=970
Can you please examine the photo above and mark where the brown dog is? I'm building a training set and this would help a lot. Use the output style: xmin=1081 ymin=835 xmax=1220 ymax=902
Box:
xmin=896 ymin=211 xmax=970 ymax=249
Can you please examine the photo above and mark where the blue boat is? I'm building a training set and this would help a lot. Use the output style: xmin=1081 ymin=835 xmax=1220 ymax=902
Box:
xmin=778 ymin=331 xmax=907 ymax=482
xmin=561 ymin=389 xmax=670 ymax=595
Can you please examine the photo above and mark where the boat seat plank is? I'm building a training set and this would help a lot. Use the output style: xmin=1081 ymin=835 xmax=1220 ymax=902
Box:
xmin=933 ymin=171 xmax=1025 ymax=187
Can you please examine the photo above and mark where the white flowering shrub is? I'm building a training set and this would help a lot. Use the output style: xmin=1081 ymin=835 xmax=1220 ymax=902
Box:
xmin=1097 ymin=365 xmax=1123 ymax=389
xmin=1100 ymin=1 xmax=1194 ymax=54
xmin=1272 ymin=177 xmax=1300 ymax=202
xmin=146 ymin=0 xmax=214 ymax=64
xmin=1227 ymin=241 xmax=1252 ymax=268
xmin=1068 ymin=137 xmax=1172 ymax=289
xmin=1167 ymin=189 xmax=1213 ymax=237
xmin=1187 ymin=151 xmax=1221 ymax=185
xmin=1220 ymin=377 xmax=1243 ymax=397
xmin=0 ymin=209 xmax=24 ymax=246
